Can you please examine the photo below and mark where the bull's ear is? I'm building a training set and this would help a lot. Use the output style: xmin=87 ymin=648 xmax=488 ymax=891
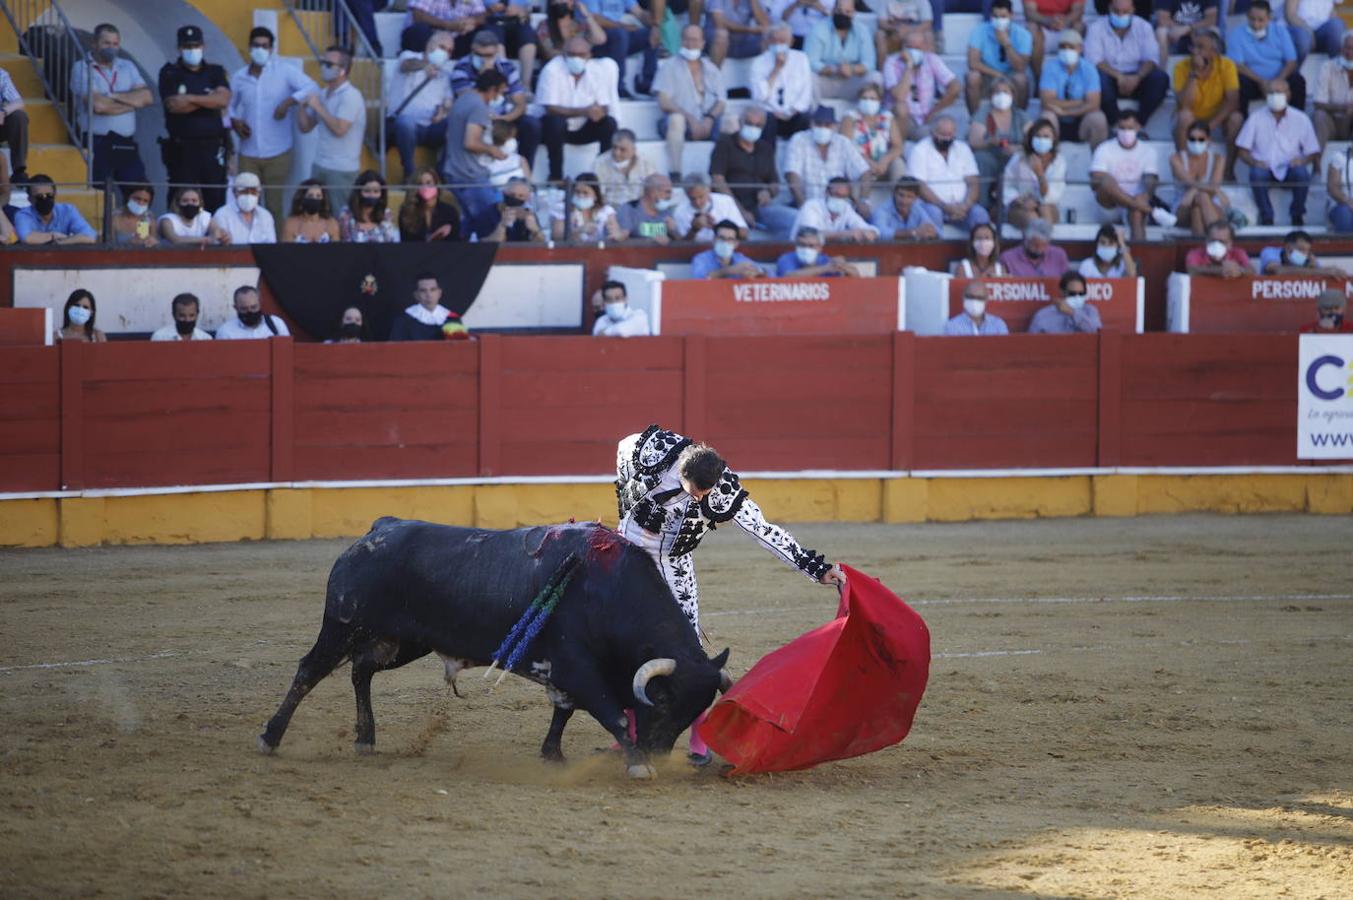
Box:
xmin=709 ymin=648 xmax=730 ymax=669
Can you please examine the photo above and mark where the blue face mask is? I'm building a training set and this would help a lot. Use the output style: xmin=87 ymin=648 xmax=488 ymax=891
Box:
xmin=1031 ymin=135 xmax=1054 ymax=155
xmin=1066 ymin=293 xmax=1088 ymax=311
xmin=1109 ymin=12 xmax=1132 ymax=28
xmin=1288 ymin=248 xmax=1308 ymax=266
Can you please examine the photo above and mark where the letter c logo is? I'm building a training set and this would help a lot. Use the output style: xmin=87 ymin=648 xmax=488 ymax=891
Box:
xmin=1306 ymin=355 xmax=1346 ymax=401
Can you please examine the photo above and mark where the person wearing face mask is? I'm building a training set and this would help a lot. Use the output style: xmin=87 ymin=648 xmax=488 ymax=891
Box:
xmin=1002 ymin=120 xmax=1067 ymax=228
xmin=282 ymin=179 xmax=341 ymax=243
xmin=1024 ymin=0 xmax=1087 ymax=70
xmin=884 ymin=31 xmax=960 ymax=140
xmin=1089 ymin=110 xmax=1174 ymax=241
xmin=594 ymin=129 xmax=657 ymax=206
xmin=228 ymin=26 xmax=316 ymax=223
xmin=482 ymin=176 xmax=547 ymax=241
xmin=776 ymin=226 xmax=861 ymax=276
xmin=1078 ymin=224 xmax=1137 ymax=278
xmin=71 ymin=23 xmax=152 ymax=193
xmin=151 ymin=293 xmax=213 ymax=342
xmin=675 ymin=173 xmax=748 ymax=242
xmin=690 ymin=219 xmax=766 ymax=278
xmin=1312 ymin=30 xmax=1353 ymax=148
xmin=1259 ymin=229 xmax=1348 ymax=277
xmin=943 ymin=281 xmax=1009 ymax=335
xmin=15 ymin=174 xmax=97 ymax=245
xmin=56 ymin=290 xmax=108 ymax=343
xmin=592 ymin=281 xmax=652 ymax=336
xmin=325 ymin=306 xmax=366 ymax=344
xmin=215 ymin=285 xmax=291 ymax=341
xmin=954 ymin=222 xmax=1008 ymax=277
xmin=790 ymin=176 xmax=879 ymax=242
xmin=402 ymin=0 xmax=491 ymax=59
xmin=1236 ymin=78 xmax=1320 ymax=227
xmin=399 ymin=166 xmax=462 ymax=242
xmin=158 ymin=186 xmax=227 ymax=246
xmin=1300 ymin=289 xmax=1353 ymax=333
xmin=1184 ymin=220 xmax=1252 ymax=278
xmin=450 ymin=31 xmax=541 ymax=173
xmin=804 ymin=0 xmax=874 ymax=99
xmin=617 ymin=172 xmax=682 ymax=242
xmin=339 ymin=171 xmax=402 ymax=243
xmin=537 ymin=37 xmax=620 ymax=183
xmin=706 ymin=0 xmax=772 ymax=67
xmin=299 ymin=46 xmax=367 ymax=208
xmin=386 ymin=31 xmax=456 ymax=185
xmin=158 ymin=25 xmax=231 ymax=214
xmin=906 ymin=114 xmax=992 ymax=231
xmin=211 ymin=172 xmax=277 ymax=245
xmin=969 ymin=76 xmax=1031 ymax=201
xmin=965 ymin=0 xmax=1033 ymax=115
xmin=1226 ymin=1 xmax=1306 ymax=112
xmin=1029 ymin=271 xmax=1103 ymax=334
xmin=1038 ymin=29 xmax=1110 ymax=148
xmin=1170 ymin=122 xmax=1230 ymax=236
xmin=1084 ymin=0 xmax=1169 ymax=132
xmin=751 ymin=24 xmax=815 ymax=140
xmin=1171 ymin=29 xmax=1241 ymax=181
xmin=843 ymin=84 xmax=907 ymax=189
xmin=112 ymin=184 xmax=159 ymax=247
xmin=655 ymin=25 xmax=728 ymax=178
xmin=477 ymin=118 xmax=531 ymax=186
xmin=783 ymin=105 xmax=869 ymax=210
xmin=999 ymin=218 xmax=1070 ymax=276
xmin=710 ymin=107 xmax=796 ymax=236
xmin=557 ymin=172 xmax=624 ymax=241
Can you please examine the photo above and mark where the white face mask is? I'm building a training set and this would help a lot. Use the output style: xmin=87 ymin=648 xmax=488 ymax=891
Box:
xmin=991 ymin=92 xmax=1013 ymax=111
xmin=796 ymin=245 xmax=819 ymax=265
xmin=181 ymin=47 xmax=204 ymax=66
xmin=812 ymin=126 xmax=835 ymax=145
xmin=249 ymin=46 xmax=270 ymax=66
xmin=1341 ymin=56 xmax=1353 ymax=70
xmin=427 ymin=47 xmax=450 ymax=67
xmin=1096 ymin=243 xmax=1118 ymax=262
xmin=127 ymin=199 xmax=149 ymax=216
xmin=739 ymin=124 xmax=763 ymax=143
xmin=992 ymin=15 xmax=1011 ymax=31
xmin=1117 ymin=128 xmax=1138 ymax=148
xmin=973 ymin=237 xmax=995 ymax=257
xmin=1058 ymin=48 xmax=1080 ymax=67
xmin=963 ymin=298 xmax=986 ymax=318
xmin=574 ymin=194 xmax=595 ymax=211
xmin=906 ymin=47 xmax=925 ymax=66
xmin=1206 ymin=240 xmax=1227 ymax=260
xmin=678 ymin=46 xmax=702 ymax=61
xmin=604 ymin=302 xmax=627 ymax=321
xmin=236 ymin=193 xmax=258 ymax=213
xmin=1267 ymin=92 xmax=1288 ymax=112
xmin=1031 ymin=134 xmax=1053 ymax=155
xmin=321 ymin=63 xmax=342 ymax=81
xmin=714 ymin=239 xmax=736 ymax=259
xmin=655 ymin=197 xmax=678 ymax=211
xmin=858 ymin=97 xmax=881 ymax=116
xmin=1287 ymin=248 xmax=1309 ymax=266
xmin=773 ymin=43 xmax=790 ymax=57
xmin=501 ymin=138 xmax=519 ymax=156
xmin=825 ymin=196 xmax=851 ymax=215
xmin=68 ymin=305 xmax=92 ymax=325
xmin=1065 ymin=293 xmax=1088 ymax=311
xmin=1187 ymin=139 xmax=1208 ymax=156
xmin=565 ymin=55 xmax=587 ymax=75
xmin=1249 ymin=25 xmax=1267 ymax=40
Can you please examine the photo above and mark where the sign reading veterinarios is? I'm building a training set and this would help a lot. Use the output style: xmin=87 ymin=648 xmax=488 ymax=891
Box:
xmin=655 ymin=276 xmax=904 ymax=336
xmin=1298 ymin=334 xmax=1353 ymax=459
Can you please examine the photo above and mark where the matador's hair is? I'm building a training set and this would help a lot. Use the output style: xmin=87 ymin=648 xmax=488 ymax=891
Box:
xmin=678 ymin=443 xmax=725 ymax=491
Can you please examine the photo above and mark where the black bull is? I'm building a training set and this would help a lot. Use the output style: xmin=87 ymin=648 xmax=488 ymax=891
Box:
xmin=259 ymin=517 xmax=730 ymax=778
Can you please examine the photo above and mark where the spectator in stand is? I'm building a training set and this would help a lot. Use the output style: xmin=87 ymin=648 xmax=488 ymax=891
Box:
xmin=0 ymin=67 xmax=29 ymax=187
xmin=592 ymin=280 xmax=652 ymax=336
xmin=675 ymin=173 xmax=748 ymax=241
xmin=871 ymin=178 xmax=941 ymax=240
xmin=785 ymin=106 xmax=870 ymax=210
xmin=1025 ymin=0 xmax=1087 ymax=68
xmin=771 ymin=0 xmax=834 ymax=49
xmin=339 ymin=171 xmax=401 ymax=243
xmin=1326 ymin=140 xmax=1353 ymax=231
xmin=1184 ymin=220 xmax=1252 ymax=277
xmin=151 ymin=293 xmax=213 ymax=341
xmin=111 ymin=184 xmax=158 ymax=247
xmin=536 ymin=0 xmax=607 ymax=66
xmin=655 ymin=25 xmax=729 ymax=179
xmin=595 ymin=129 xmax=657 ymax=205
xmin=1236 ymin=78 xmax=1320 ymax=226
xmin=481 ymin=0 xmax=539 ymax=85
xmin=282 ymin=179 xmax=341 ymax=243
xmin=14 ymin=175 xmax=95 ymax=245
xmin=804 ymin=0 xmax=874 ymax=99
xmin=1085 ymin=0 xmax=1169 ymax=131
xmin=1227 ymin=1 xmax=1306 ymax=111
xmin=877 ymin=0 xmax=934 ymax=66
xmin=1171 ymin=120 xmax=1230 ymax=235
xmin=229 ymin=26 xmax=315 ymax=223
xmin=215 ymin=285 xmax=290 ymax=340
xmin=538 ymin=37 xmax=620 ymax=183
xmin=954 ymin=221 xmax=1008 ymax=277
xmin=1313 ymin=31 xmax=1353 ymax=147
xmin=884 ymin=31 xmax=959 ymax=140
xmin=751 ymin=24 xmax=815 ymax=140
xmin=1090 ymin=110 xmax=1173 ymax=240
xmin=775 ymin=225 xmax=862 ymax=276
xmin=1286 ymin=0 xmax=1345 ymax=64
xmin=707 ymin=0 xmax=771 ymax=66
xmin=479 ymin=118 xmax=531 ymax=185
xmin=386 ymin=30 xmax=455 ymax=184
xmin=55 ymin=290 xmax=107 ymax=343
xmin=1029 ymin=270 xmax=1103 ymax=333
xmin=399 ymin=166 xmax=463 ymax=242
xmin=213 ymin=173 xmax=276 ymax=244
xmin=158 ymin=186 xmax=225 ymax=246
xmin=1172 ymin=29 xmax=1241 ymax=179
xmin=969 ymin=76 xmax=1031 ymax=201
xmin=328 ymin=306 xmax=365 ymax=343
xmin=1259 ymin=229 xmax=1348 ymax=276
xmin=451 ymin=30 xmax=542 ymax=176
xmin=403 ymin=0 xmax=487 ymax=57
xmin=1155 ymin=0 xmax=1217 ymax=66
xmin=618 ymin=173 xmax=680 ymax=242
xmin=842 ymin=82 xmax=907 ymax=203
xmin=1039 ymin=29 xmax=1109 ymax=147
xmin=299 ymin=46 xmax=367 ymax=206
xmin=557 ymin=171 xmax=625 ymax=241
xmin=965 ymin=0 xmax=1034 ymax=113
xmin=691 ymin=219 xmax=766 ymax=278
xmin=390 ymin=273 xmax=461 ymax=341
xmin=1000 ymin=218 xmax=1069 ymax=276
xmin=589 ymin=0 xmax=657 ymax=98
xmin=1002 ymin=118 xmax=1066 ymax=228
xmin=71 ymin=23 xmax=151 ymax=192
xmin=480 ymin=176 xmax=549 ymax=241
xmin=158 ymin=25 xmax=231 ymax=213
xmin=710 ymin=106 xmax=796 ymax=235
xmin=790 ymin=176 xmax=880 ymax=241
xmin=1300 ymin=289 xmax=1353 ymax=333
xmin=906 ymin=115 xmax=991 ymax=230
xmin=444 ymin=69 xmax=511 ymax=228
xmin=944 ymin=281 xmax=1009 ymax=335
xmin=1079 ymin=223 xmax=1137 ymax=278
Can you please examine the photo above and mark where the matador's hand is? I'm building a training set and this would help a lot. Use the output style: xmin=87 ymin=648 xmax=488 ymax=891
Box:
xmin=819 ymin=564 xmax=846 ymax=588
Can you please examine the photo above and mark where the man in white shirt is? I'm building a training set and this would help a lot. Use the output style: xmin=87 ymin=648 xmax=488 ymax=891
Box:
xmin=751 ymin=24 xmax=815 ymax=140
xmin=1236 ymin=78 xmax=1321 ymax=227
xmin=1090 ymin=109 xmax=1174 ymax=238
xmin=298 ymin=45 xmax=367 ymax=205
xmin=674 ymin=173 xmax=748 ymax=241
xmin=655 ymin=25 xmax=728 ymax=178
xmin=214 ymin=286 xmax=291 ymax=340
xmin=229 ymin=26 xmax=316 ymax=223
xmin=592 ymin=280 xmax=651 ymax=337
xmin=783 ymin=105 xmax=870 ymax=207
xmin=905 ymin=114 xmax=991 ymax=230
xmin=386 ymin=30 xmax=455 ymax=182
xmin=71 ymin=23 xmax=153 ymax=190
xmin=594 ymin=129 xmax=658 ymax=205
xmin=212 ymin=172 xmax=277 ymax=244
xmin=538 ymin=37 xmax=620 ymax=182
xmin=790 ymin=176 xmax=879 ymax=241
xmin=150 ymin=293 xmax=214 ymax=342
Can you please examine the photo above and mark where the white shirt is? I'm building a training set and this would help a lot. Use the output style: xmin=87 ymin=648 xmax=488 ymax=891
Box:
xmin=212 ymin=204 xmax=278 ymax=244
xmin=673 ymin=192 xmax=748 ymax=242
xmin=386 ymin=51 xmax=452 ymax=126
xmin=1001 ymin=151 xmax=1068 ymax=206
xmin=1089 ymin=138 xmax=1160 ymax=196
xmin=313 ymin=80 xmax=367 ymax=171
xmin=70 ymin=57 xmax=145 ymax=136
xmin=158 ymin=210 xmax=213 ymax=238
xmin=151 ymin=324 xmax=213 ymax=341
xmin=750 ymin=48 xmax=815 ymax=117
xmin=1235 ymin=107 xmax=1321 ymax=180
xmin=1295 ymin=0 xmax=1335 ymax=29
xmin=214 ymin=315 xmax=291 ymax=340
xmin=592 ymin=306 xmax=651 ymax=337
xmin=790 ymin=197 xmax=879 ymax=238
xmin=537 ymin=56 xmax=620 ymax=131
xmin=905 ymin=137 xmax=980 ymax=205
xmin=228 ymin=59 xmax=316 ymax=158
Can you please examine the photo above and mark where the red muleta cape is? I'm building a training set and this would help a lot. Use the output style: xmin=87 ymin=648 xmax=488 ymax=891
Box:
xmin=697 ymin=564 xmax=930 ymax=776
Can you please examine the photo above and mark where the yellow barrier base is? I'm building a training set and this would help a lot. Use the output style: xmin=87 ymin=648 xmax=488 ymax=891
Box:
xmin=1 ymin=474 xmax=1350 ymax=548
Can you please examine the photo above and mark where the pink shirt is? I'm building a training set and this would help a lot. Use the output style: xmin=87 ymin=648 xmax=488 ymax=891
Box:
xmin=1184 ymin=246 xmax=1252 ymax=269
xmin=882 ymin=51 xmax=955 ymax=120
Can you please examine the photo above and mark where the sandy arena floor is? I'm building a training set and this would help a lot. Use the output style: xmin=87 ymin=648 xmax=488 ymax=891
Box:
xmin=1 ymin=514 xmax=1351 ymax=899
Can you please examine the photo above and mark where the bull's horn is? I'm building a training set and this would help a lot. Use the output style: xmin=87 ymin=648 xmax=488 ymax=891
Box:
xmin=632 ymin=658 xmax=677 ymax=707
xmin=718 ymin=670 xmax=733 ymax=694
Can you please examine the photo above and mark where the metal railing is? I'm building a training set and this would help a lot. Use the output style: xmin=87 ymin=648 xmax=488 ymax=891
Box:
xmin=0 ymin=0 xmax=92 ymax=181
xmin=284 ymin=0 xmax=387 ymax=178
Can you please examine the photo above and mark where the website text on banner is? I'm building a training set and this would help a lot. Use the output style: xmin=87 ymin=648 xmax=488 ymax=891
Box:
xmin=655 ymin=277 xmax=904 ymax=337
xmin=1173 ymin=276 xmax=1353 ymax=334
xmin=1298 ymin=335 xmax=1353 ymax=459
xmin=948 ymin=278 xmax=1142 ymax=334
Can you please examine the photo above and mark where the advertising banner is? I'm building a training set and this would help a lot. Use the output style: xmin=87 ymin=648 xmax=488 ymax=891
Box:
xmin=1298 ymin=334 xmax=1353 ymax=459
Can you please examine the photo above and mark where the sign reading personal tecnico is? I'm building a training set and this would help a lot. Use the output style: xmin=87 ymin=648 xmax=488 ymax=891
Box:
xmin=1298 ymin=334 xmax=1353 ymax=459
xmin=948 ymin=277 xmax=1141 ymax=333
xmin=1178 ymin=275 xmax=1353 ymax=334
xmin=656 ymin=276 xmax=903 ymax=336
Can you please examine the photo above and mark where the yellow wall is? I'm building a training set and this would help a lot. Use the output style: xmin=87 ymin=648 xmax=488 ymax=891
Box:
xmin=1 ymin=474 xmax=1350 ymax=548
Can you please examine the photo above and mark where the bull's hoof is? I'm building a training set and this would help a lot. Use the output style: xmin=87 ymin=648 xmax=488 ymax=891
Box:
xmin=541 ymin=748 xmax=566 ymax=764
xmin=354 ymin=742 xmax=375 ymax=756
xmin=256 ymin=734 xmax=276 ymax=755
xmin=626 ymin=763 xmax=657 ymax=780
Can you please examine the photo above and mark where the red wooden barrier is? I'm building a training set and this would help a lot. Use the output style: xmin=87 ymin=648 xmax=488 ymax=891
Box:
xmin=950 ymin=277 xmax=1142 ymax=334
xmin=658 ymin=277 xmax=903 ymax=336
xmin=0 ymin=308 xmax=50 ymax=346
xmin=0 ymin=346 xmax=60 ymax=491
xmin=1181 ymin=276 xmax=1347 ymax=334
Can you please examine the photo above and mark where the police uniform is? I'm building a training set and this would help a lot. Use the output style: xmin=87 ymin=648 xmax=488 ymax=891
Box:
xmin=615 ymin=424 xmax=833 ymax=634
xmin=158 ymin=25 xmax=230 ymax=212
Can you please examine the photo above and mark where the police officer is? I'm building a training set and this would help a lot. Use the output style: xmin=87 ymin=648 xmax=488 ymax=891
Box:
xmin=158 ymin=25 xmax=231 ymax=213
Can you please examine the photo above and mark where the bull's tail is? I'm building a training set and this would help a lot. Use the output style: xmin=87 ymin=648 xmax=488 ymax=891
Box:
xmin=259 ymin=615 xmax=355 ymax=753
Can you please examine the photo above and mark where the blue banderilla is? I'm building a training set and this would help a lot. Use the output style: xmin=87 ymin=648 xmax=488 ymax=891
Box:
xmin=484 ymin=552 xmax=583 ymax=688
